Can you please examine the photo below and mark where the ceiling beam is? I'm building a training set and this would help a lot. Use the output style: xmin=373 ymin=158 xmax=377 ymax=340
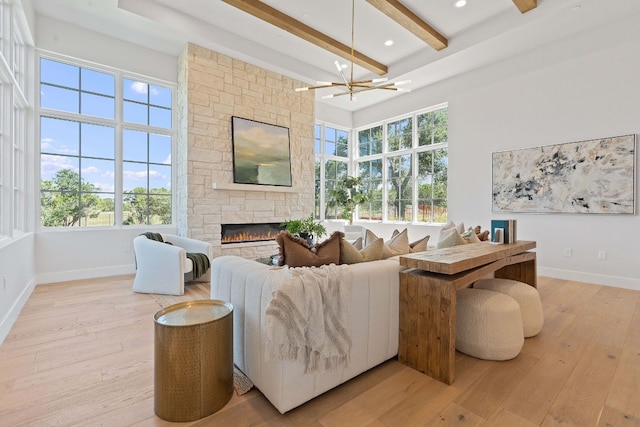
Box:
xmin=221 ymin=0 xmax=388 ymax=76
xmin=512 ymin=0 xmax=537 ymax=13
xmin=365 ymin=0 xmax=447 ymax=51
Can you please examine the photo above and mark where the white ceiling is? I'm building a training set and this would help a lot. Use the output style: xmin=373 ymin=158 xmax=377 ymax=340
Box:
xmin=33 ymin=0 xmax=640 ymax=111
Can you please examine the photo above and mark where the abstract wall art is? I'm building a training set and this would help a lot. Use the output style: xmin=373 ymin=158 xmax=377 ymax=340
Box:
xmin=492 ymin=134 xmax=636 ymax=214
xmin=231 ymin=116 xmax=292 ymax=187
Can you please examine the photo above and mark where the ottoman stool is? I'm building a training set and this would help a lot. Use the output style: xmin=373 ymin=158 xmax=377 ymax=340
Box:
xmin=456 ymin=288 xmax=524 ymax=361
xmin=474 ymin=278 xmax=544 ymax=337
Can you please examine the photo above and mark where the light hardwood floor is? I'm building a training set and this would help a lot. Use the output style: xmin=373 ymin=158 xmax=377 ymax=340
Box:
xmin=0 ymin=275 xmax=639 ymax=426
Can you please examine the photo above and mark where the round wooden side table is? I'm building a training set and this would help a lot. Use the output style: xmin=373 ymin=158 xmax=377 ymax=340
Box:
xmin=154 ymin=299 xmax=233 ymax=422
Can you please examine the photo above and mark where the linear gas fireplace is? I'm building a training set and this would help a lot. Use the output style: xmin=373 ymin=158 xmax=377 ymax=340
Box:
xmin=221 ymin=222 xmax=284 ymax=244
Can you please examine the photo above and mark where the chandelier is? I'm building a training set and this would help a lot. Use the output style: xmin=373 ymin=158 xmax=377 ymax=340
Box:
xmin=295 ymin=0 xmax=410 ymax=101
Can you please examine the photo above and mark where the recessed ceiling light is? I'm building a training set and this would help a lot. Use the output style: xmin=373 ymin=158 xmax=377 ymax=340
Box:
xmin=384 ymin=40 xmax=394 ymax=47
xmin=455 ymin=0 xmax=467 ymax=7
xmin=340 ymin=63 xmax=348 ymax=69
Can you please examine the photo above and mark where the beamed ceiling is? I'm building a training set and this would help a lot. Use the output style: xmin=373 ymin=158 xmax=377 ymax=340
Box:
xmin=33 ymin=0 xmax=640 ymax=111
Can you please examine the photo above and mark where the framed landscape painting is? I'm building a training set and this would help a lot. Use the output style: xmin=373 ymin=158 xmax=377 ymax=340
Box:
xmin=492 ymin=134 xmax=636 ymax=214
xmin=231 ymin=116 xmax=292 ymax=187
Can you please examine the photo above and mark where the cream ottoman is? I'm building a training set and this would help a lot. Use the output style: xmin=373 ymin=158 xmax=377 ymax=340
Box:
xmin=456 ymin=288 xmax=524 ymax=361
xmin=474 ymin=278 xmax=544 ymax=337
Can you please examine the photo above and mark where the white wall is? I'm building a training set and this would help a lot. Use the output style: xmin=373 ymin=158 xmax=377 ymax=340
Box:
xmin=0 ymin=235 xmax=36 ymax=343
xmin=36 ymin=15 xmax=177 ymax=83
xmin=354 ymin=12 xmax=640 ymax=290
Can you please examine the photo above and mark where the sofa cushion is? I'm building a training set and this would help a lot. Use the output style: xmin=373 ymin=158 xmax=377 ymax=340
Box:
xmin=277 ymin=231 xmax=342 ymax=267
xmin=461 ymin=227 xmax=482 ymax=244
xmin=437 ymin=228 xmax=468 ymax=249
xmin=389 ymin=228 xmax=431 ymax=253
xmin=340 ymin=237 xmax=384 ymax=264
xmin=409 ymin=234 xmax=431 ymax=252
xmin=365 ymin=228 xmax=413 ymax=259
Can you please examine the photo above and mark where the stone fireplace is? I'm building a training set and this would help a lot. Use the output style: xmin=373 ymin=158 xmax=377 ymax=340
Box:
xmin=176 ymin=43 xmax=315 ymax=261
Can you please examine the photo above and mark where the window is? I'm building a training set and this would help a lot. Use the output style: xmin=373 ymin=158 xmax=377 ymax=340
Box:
xmin=356 ymin=105 xmax=448 ymax=223
xmin=12 ymin=103 xmax=23 ymax=230
xmin=39 ymin=56 xmax=174 ymax=227
xmin=0 ymin=0 xmax=30 ymax=239
xmin=314 ymin=123 xmax=350 ymax=220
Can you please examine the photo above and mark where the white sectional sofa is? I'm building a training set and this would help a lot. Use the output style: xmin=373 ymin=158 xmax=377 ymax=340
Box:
xmin=210 ymin=255 xmax=403 ymax=413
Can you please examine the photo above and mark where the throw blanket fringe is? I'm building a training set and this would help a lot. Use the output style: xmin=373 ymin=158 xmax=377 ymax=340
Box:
xmin=264 ymin=264 xmax=352 ymax=374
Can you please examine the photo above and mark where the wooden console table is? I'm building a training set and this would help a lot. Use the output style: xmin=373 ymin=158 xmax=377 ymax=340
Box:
xmin=398 ymin=241 xmax=536 ymax=385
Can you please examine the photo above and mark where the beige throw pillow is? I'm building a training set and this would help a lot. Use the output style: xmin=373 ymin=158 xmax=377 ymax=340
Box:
xmin=436 ymin=228 xmax=468 ymax=249
xmin=365 ymin=228 xmax=411 ymax=259
xmin=340 ymin=237 xmax=384 ymax=264
xmin=461 ymin=227 xmax=481 ymax=243
xmin=410 ymin=235 xmax=431 ymax=252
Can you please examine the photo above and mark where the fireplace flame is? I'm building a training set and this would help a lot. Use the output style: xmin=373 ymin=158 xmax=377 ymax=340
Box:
xmin=221 ymin=223 xmax=284 ymax=244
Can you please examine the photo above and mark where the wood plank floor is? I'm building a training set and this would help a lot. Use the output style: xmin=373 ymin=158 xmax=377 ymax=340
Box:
xmin=0 ymin=275 xmax=639 ymax=426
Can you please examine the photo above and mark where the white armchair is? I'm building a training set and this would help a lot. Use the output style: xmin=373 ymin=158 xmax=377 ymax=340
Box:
xmin=132 ymin=233 xmax=212 ymax=296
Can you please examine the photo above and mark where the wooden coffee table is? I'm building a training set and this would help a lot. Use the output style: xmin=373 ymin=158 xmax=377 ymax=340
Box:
xmin=398 ymin=241 xmax=536 ymax=384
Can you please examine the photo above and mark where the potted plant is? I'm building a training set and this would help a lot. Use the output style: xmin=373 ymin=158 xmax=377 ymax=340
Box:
xmin=328 ymin=176 xmax=370 ymax=225
xmin=280 ymin=214 xmax=326 ymax=245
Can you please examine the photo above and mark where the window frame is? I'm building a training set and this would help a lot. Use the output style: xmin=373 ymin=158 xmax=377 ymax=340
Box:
xmin=37 ymin=52 xmax=176 ymax=229
xmin=314 ymin=122 xmax=352 ymax=221
xmin=0 ymin=0 xmax=30 ymax=243
xmin=355 ymin=103 xmax=448 ymax=224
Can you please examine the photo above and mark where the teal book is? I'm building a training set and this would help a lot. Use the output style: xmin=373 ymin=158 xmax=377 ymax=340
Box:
xmin=491 ymin=219 xmax=517 ymax=243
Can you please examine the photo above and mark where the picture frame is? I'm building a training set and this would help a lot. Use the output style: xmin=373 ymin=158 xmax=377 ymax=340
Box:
xmin=492 ymin=134 xmax=636 ymax=214
xmin=231 ymin=116 xmax=292 ymax=187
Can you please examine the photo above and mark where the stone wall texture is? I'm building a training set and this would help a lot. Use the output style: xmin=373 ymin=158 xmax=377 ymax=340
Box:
xmin=177 ymin=43 xmax=315 ymax=259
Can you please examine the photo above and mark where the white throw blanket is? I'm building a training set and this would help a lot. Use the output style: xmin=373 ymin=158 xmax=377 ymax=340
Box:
xmin=264 ymin=264 xmax=352 ymax=373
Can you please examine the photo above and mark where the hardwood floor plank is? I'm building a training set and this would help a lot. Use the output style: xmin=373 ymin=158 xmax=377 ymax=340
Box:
xmin=485 ymin=408 xmax=539 ymax=427
xmin=605 ymin=300 xmax=640 ymax=418
xmin=542 ymin=343 xmax=621 ymax=426
xmin=597 ymin=405 xmax=640 ymax=427
xmin=454 ymin=353 xmax=539 ymax=419
xmin=318 ymin=367 xmax=434 ymax=426
xmin=426 ymin=401 xmax=486 ymax=426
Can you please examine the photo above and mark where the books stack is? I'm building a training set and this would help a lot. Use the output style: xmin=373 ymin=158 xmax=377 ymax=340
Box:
xmin=491 ymin=219 xmax=517 ymax=244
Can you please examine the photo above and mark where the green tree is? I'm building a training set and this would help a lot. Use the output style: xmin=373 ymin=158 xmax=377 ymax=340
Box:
xmin=41 ymin=169 xmax=103 ymax=227
xmin=123 ymin=187 xmax=172 ymax=225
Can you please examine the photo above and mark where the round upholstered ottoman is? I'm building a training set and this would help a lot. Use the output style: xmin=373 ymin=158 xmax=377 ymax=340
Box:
xmin=456 ymin=288 xmax=524 ymax=361
xmin=474 ymin=278 xmax=544 ymax=337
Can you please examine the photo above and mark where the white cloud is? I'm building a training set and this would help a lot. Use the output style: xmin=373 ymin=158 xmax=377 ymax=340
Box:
xmin=40 ymin=155 xmax=77 ymax=179
xmin=163 ymin=154 xmax=171 ymax=164
xmin=130 ymin=81 xmax=148 ymax=94
xmin=82 ymin=166 xmax=99 ymax=174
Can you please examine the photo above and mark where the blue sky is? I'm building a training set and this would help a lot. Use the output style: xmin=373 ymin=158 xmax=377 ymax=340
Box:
xmin=39 ymin=58 xmax=172 ymax=196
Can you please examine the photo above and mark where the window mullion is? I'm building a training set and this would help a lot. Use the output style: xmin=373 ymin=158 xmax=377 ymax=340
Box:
xmin=114 ymin=72 xmax=123 ymax=227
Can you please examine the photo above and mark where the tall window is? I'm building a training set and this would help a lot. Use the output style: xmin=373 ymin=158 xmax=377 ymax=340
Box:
xmin=39 ymin=56 xmax=174 ymax=227
xmin=314 ymin=123 xmax=349 ymax=220
xmin=0 ymin=0 xmax=29 ymax=239
xmin=356 ymin=105 xmax=448 ymax=223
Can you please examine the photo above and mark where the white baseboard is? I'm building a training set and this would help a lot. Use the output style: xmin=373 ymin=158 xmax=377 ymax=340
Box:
xmin=36 ymin=264 xmax=136 ymax=285
xmin=0 ymin=277 xmax=37 ymax=346
xmin=538 ymin=267 xmax=640 ymax=291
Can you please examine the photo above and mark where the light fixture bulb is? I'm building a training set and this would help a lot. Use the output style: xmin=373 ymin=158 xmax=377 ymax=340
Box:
xmin=455 ymin=0 xmax=467 ymax=7
xmin=384 ymin=40 xmax=394 ymax=46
